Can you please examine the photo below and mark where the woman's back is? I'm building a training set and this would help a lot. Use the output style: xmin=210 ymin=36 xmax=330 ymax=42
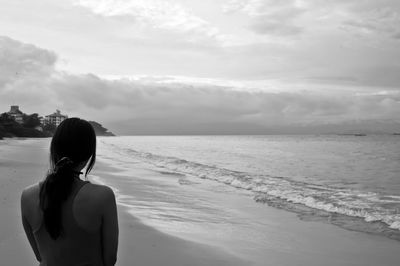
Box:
xmin=21 ymin=179 xmax=118 ymax=266
xmin=21 ymin=118 xmax=118 ymax=265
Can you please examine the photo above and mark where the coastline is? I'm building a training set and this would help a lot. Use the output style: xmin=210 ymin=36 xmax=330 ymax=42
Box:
xmin=0 ymin=138 xmax=249 ymax=266
xmin=92 ymin=159 xmax=251 ymax=266
xmin=1 ymin=138 xmax=400 ymax=266
xmin=94 ymin=137 xmax=400 ymax=266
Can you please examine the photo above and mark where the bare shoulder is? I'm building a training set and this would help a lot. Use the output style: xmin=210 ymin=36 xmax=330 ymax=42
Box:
xmin=76 ymin=183 xmax=116 ymax=222
xmin=21 ymin=183 xmax=41 ymax=204
xmin=73 ymin=182 xmax=117 ymax=231
xmin=21 ymin=183 xmax=41 ymax=219
xmin=84 ymin=183 xmax=115 ymax=196
xmin=82 ymin=183 xmax=116 ymax=204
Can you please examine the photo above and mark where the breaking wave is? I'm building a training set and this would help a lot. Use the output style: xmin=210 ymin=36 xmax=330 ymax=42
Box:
xmin=101 ymin=143 xmax=400 ymax=233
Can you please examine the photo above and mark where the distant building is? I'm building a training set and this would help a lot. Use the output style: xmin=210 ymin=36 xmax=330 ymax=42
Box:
xmin=43 ymin=110 xmax=68 ymax=127
xmin=7 ymin=105 xmax=24 ymax=124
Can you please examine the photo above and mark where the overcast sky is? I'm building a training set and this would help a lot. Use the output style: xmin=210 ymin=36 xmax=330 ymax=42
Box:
xmin=1 ymin=0 xmax=399 ymax=134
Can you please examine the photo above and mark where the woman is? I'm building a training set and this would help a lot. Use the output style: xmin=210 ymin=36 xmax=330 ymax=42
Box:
xmin=21 ymin=118 xmax=119 ymax=266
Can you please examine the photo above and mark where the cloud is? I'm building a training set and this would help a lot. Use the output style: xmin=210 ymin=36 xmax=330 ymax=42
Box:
xmin=249 ymin=16 xmax=303 ymax=36
xmin=223 ymin=0 xmax=400 ymax=39
xmin=0 ymin=36 xmax=59 ymax=108
xmin=340 ymin=5 xmax=400 ymax=39
xmin=224 ymin=0 xmax=305 ymax=36
xmin=305 ymin=76 xmax=358 ymax=84
xmin=0 ymin=36 xmax=57 ymax=88
xmin=74 ymin=0 xmax=221 ymax=42
xmin=1 ymin=36 xmax=399 ymax=134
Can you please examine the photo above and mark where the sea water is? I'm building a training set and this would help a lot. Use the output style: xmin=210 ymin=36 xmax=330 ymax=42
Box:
xmin=95 ymin=135 xmax=400 ymax=245
xmin=4 ymin=136 xmax=398 ymax=265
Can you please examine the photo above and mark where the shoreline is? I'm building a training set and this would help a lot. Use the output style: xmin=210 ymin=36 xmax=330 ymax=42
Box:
xmin=95 ymin=138 xmax=400 ymax=266
xmin=0 ymin=138 xmax=250 ymax=266
xmin=92 ymin=159 xmax=251 ymax=266
xmin=1 ymin=138 xmax=400 ymax=266
xmin=95 ymin=135 xmax=400 ymax=241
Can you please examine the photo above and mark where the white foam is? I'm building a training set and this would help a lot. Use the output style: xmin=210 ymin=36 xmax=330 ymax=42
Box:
xmin=97 ymin=138 xmax=400 ymax=232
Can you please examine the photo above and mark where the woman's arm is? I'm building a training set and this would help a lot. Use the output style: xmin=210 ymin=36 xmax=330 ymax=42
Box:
xmin=100 ymin=186 xmax=119 ymax=266
xmin=21 ymin=189 xmax=42 ymax=262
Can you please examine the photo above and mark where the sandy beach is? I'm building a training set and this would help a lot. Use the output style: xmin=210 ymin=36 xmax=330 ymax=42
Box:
xmin=1 ymin=138 xmax=400 ymax=266
xmin=0 ymin=139 xmax=249 ymax=266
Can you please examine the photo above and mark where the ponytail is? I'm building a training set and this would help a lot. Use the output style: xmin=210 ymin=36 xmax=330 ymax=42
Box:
xmin=39 ymin=157 xmax=77 ymax=239
xmin=39 ymin=118 xmax=96 ymax=240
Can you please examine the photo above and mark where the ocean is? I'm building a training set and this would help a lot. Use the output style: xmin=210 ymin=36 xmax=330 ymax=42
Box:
xmin=94 ymin=135 xmax=400 ymax=255
xmin=2 ymin=135 xmax=398 ymax=265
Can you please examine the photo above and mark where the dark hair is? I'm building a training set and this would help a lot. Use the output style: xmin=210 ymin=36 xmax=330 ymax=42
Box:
xmin=39 ymin=118 xmax=96 ymax=239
